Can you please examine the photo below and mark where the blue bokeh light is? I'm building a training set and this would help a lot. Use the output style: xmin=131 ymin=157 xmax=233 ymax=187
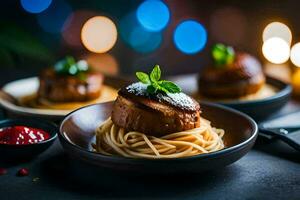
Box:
xmin=21 ymin=0 xmax=52 ymax=14
xmin=136 ymin=0 xmax=170 ymax=32
xmin=120 ymin=12 xmax=162 ymax=53
xmin=130 ymin=27 xmax=162 ymax=53
xmin=173 ymin=20 xmax=207 ymax=54
xmin=37 ymin=0 xmax=72 ymax=34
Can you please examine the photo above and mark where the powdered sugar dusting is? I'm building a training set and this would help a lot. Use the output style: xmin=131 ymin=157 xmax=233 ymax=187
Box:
xmin=125 ymin=82 xmax=199 ymax=111
xmin=158 ymin=92 xmax=197 ymax=110
xmin=126 ymin=82 xmax=148 ymax=96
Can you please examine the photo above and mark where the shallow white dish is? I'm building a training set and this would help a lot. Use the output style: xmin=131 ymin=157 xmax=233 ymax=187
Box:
xmin=0 ymin=77 xmax=119 ymax=121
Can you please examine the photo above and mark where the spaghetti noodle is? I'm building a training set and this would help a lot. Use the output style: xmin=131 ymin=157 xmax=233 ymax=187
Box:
xmin=93 ymin=117 xmax=225 ymax=159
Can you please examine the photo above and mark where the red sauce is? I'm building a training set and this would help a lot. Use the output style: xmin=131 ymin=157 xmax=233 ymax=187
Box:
xmin=0 ymin=126 xmax=50 ymax=145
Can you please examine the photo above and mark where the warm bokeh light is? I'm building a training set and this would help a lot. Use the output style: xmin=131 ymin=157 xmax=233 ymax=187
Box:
xmin=262 ymin=37 xmax=290 ymax=64
xmin=292 ymin=69 xmax=300 ymax=96
xmin=62 ymin=10 xmax=97 ymax=48
xmin=137 ymin=0 xmax=170 ymax=32
xmin=290 ymin=43 xmax=300 ymax=67
xmin=37 ymin=0 xmax=71 ymax=33
xmin=83 ymin=53 xmax=119 ymax=75
xmin=264 ymin=63 xmax=291 ymax=83
xmin=21 ymin=0 xmax=52 ymax=14
xmin=263 ymin=22 xmax=292 ymax=45
xmin=173 ymin=20 xmax=207 ymax=54
xmin=210 ymin=7 xmax=247 ymax=46
xmin=81 ymin=16 xmax=117 ymax=53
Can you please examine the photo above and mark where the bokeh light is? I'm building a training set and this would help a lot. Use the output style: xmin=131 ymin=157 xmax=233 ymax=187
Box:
xmin=81 ymin=16 xmax=117 ymax=53
xmin=37 ymin=0 xmax=72 ymax=33
xmin=264 ymin=62 xmax=291 ymax=83
xmin=292 ymin=69 xmax=300 ymax=96
xmin=120 ymin=12 xmax=162 ymax=53
xmin=290 ymin=43 xmax=300 ymax=67
xmin=137 ymin=0 xmax=170 ymax=32
xmin=210 ymin=7 xmax=247 ymax=46
xmin=62 ymin=10 xmax=97 ymax=48
xmin=83 ymin=53 xmax=119 ymax=75
xmin=262 ymin=37 xmax=290 ymax=64
xmin=130 ymin=26 xmax=162 ymax=53
xmin=263 ymin=22 xmax=292 ymax=45
xmin=21 ymin=0 xmax=52 ymax=14
xmin=173 ymin=20 xmax=207 ymax=54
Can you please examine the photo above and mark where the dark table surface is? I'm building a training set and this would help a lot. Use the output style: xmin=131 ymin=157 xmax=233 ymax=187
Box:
xmin=0 ymin=69 xmax=300 ymax=200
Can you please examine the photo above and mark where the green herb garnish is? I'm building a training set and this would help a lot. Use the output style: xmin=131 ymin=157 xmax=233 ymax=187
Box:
xmin=54 ymin=56 xmax=90 ymax=78
xmin=136 ymin=65 xmax=181 ymax=94
xmin=212 ymin=43 xmax=235 ymax=67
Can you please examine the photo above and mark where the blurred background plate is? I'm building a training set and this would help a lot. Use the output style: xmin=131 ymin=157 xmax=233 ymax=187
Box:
xmin=0 ymin=76 xmax=129 ymax=121
xmin=170 ymin=74 xmax=292 ymax=121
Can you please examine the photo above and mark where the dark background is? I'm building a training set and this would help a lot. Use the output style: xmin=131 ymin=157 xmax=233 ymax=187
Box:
xmin=0 ymin=2 xmax=300 ymax=199
xmin=0 ymin=0 xmax=299 ymax=76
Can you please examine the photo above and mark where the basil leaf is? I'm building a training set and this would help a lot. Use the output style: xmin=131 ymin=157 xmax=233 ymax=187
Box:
xmin=136 ymin=72 xmax=150 ymax=84
xmin=225 ymin=46 xmax=235 ymax=65
xmin=54 ymin=56 xmax=76 ymax=75
xmin=68 ymin=64 xmax=78 ymax=75
xmin=152 ymin=81 xmax=161 ymax=91
xmin=66 ymin=56 xmax=76 ymax=66
xmin=54 ymin=56 xmax=91 ymax=77
xmin=159 ymin=80 xmax=181 ymax=93
xmin=54 ymin=60 xmax=69 ymax=74
xmin=147 ymin=85 xmax=157 ymax=94
xmin=77 ymin=60 xmax=89 ymax=72
xmin=212 ymin=44 xmax=227 ymax=65
xmin=150 ymin=65 xmax=161 ymax=82
xmin=136 ymin=65 xmax=181 ymax=94
xmin=212 ymin=44 xmax=235 ymax=67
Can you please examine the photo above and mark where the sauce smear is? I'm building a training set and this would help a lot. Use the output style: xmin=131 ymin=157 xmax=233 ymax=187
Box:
xmin=0 ymin=126 xmax=50 ymax=145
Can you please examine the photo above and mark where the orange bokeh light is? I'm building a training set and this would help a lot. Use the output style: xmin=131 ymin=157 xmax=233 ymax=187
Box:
xmin=81 ymin=16 xmax=117 ymax=53
xmin=63 ymin=10 xmax=97 ymax=48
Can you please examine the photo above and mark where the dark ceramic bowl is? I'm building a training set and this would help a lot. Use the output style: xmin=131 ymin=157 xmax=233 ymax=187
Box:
xmin=220 ymin=77 xmax=292 ymax=121
xmin=59 ymin=102 xmax=258 ymax=173
xmin=0 ymin=119 xmax=58 ymax=159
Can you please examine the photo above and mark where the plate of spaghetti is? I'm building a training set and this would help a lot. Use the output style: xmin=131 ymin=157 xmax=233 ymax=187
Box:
xmin=59 ymin=65 xmax=258 ymax=173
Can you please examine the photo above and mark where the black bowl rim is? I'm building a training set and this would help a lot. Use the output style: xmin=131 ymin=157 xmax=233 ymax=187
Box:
xmin=59 ymin=101 xmax=258 ymax=163
xmin=217 ymin=76 xmax=292 ymax=106
xmin=0 ymin=118 xmax=58 ymax=146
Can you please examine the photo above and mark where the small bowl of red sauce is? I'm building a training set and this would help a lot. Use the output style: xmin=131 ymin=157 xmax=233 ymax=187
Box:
xmin=0 ymin=119 xmax=57 ymax=159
